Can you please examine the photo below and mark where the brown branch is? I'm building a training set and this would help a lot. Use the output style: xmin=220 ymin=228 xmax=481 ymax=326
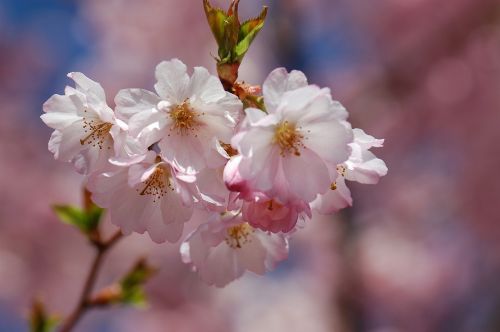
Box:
xmin=58 ymin=230 xmax=123 ymax=332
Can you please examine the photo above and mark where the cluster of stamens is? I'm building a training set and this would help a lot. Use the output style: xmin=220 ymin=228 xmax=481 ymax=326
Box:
xmin=225 ymin=223 xmax=254 ymax=249
xmin=169 ymin=99 xmax=202 ymax=136
xmin=274 ymin=121 xmax=305 ymax=157
xmin=138 ymin=164 xmax=173 ymax=202
xmin=80 ymin=110 xmax=113 ymax=149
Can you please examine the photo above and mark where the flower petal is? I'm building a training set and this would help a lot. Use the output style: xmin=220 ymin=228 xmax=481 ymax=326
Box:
xmin=115 ymin=88 xmax=161 ymax=121
xmin=188 ymin=66 xmax=226 ymax=103
xmin=154 ymin=59 xmax=190 ymax=103
xmin=311 ymin=176 xmax=352 ymax=214
xmin=282 ymin=148 xmax=330 ymax=202
xmin=263 ymin=68 xmax=308 ymax=113
xmin=302 ymin=119 xmax=353 ymax=165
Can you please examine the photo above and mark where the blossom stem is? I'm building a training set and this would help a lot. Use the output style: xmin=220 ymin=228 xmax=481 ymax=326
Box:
xmin=58 ymin=230 xmax=123 ymax=332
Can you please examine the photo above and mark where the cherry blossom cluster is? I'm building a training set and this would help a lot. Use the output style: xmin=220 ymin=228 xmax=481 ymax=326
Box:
xmin=41 ymin=59 xmax=387 ymax=287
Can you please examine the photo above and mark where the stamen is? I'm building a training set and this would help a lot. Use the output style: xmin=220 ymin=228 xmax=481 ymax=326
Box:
xmin=138 ymin=164 xmax=174 ymax=202
xmin=220 ymin=141 xmax=238 ymax=157
xmin=337 ymin=165 xmax=347 ymax=177
xmin=80 ymin=113 xmax=113 ymax=150
xmin=225 ymin=223 xmax=254 ymax=249
xmin=169 ymin=99 xmax=201 ymax=135
xmin=274 ymin=121 xmax=304 ymax=157
xmin=330 ymin=182 xmax=337 ymax=190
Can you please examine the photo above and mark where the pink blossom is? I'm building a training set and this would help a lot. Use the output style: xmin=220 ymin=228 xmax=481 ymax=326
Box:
xmin=87 ymin=151 xmax=194 ymax=243
xmin=41 ymin=73 xmax=126 ymax=174
xmin=231 ymin=68 xmax=353 ymax=204
xmin=242 ymin=196 xmax=311 ymax=233
xmin=224 ymin=154 xmax=310 ymax=233
xmin=312 ymin=129 xmax=387 ymax=214
xmin=180 ymin=211 xmax=289 ymax=287
xmin=114 ymin=59 xmax=243 ymax=175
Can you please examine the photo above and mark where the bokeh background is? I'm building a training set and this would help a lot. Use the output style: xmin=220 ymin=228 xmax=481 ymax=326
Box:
xmin=1 ymin=0 xmax=500 ymax=331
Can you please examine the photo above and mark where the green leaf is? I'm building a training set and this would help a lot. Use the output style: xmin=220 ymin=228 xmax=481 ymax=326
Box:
xmin=236 ymin=7 xmax=268 ymax=61
xmin=203 ymin=0 xmax=228 ymax=47
xmin=119 ymin=258 xmax=157 ymax=307
xmin=221 ymin=14 xmax=240 ymax=60
xmin=52 ymin=204 xmax=103 ymax=234
xmin=29 ymin=300 xmax=58 ymax=332
xmin=85 ymin=205 xmax=104 ymax=231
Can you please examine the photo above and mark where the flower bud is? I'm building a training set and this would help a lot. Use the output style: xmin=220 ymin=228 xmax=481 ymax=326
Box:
xmin=203 ymin=0 xmax=268 ymax=88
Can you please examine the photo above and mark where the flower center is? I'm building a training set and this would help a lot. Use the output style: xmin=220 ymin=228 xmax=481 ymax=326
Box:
xmin=80 ymin=113 xmax=112 ymax=149
xmin=138 ymin=164 xmax=173 ymax=202
xmin=225 ymin=223 xmax=254 ymax=249
xmin=169 ymin=100 xmax=200 ymax=135
xmin=274 ymin=121 xmax=304 ymax=157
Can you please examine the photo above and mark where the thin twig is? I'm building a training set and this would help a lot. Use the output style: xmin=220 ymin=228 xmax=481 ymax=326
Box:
xmin=58 ymin=230 xmax=123 ymax=332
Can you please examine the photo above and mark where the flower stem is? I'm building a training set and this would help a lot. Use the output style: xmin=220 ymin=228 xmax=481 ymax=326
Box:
xmin=58 ymin=230 xmax=123 ymax=332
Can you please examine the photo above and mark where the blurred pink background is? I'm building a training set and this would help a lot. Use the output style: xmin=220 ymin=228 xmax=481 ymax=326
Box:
xmin=1 ymin=0 xmax=499 ymax=331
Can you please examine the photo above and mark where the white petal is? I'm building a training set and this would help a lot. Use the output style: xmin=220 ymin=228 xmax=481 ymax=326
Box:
xmin=87 ymin=168 xmax=128 ymax=201
xmin=75 ymin=138 xmax=113 ymax=174
xmin=67 ymin=72 xmax=106 ymax=106
xmin=353 ymin=128 xmax=384 ymax=149
xmin=194 ymin=168 xmax=228 ymax=210
xmin=201 ymin=244 xmax=243 ymax=287
xmin=147 ymin=207 xmax=185 ymax=243
xmin=277 ymin=85 xmax=322 ymax=121
xmin=181 ymin=226 xmax=210 ymax=266
xmin=128 ymin=162 xmax=156 ymax=187
xmin=48 ymin=130 xmax=62 ymax=159
xmin=256 ymin=232 xmax=289 ymax=270
xmin=302 ymin=119 xmax=353 ymax=165
xmin=188 ymin=66 xmax=226 ymax=103
xmin=244 ymin=108 xmax=267 ymax=125
xmin=160 ymin=191 xmax=193 ymax=225
xmin=282 ymin=148 xmax=330 ymax=202
xmin=109 ymin=187 xmax=149 ymax=235
xmin=198 ymin=112 xmax=236 ymax=144
xmin=41 ymin=112 xmax=82 ymax=130
xmin=194 ymin=92 xmax=242 ymax=127
xmin=128 ymin=108 xmax=169 ymax=146
xmin=263 ymin=68 xmax=308 ymax=113
xmin=235 ymin=125 xmax=274 ymax=158
xmin=236 ymin=235 xmax=267 ymax=275
xmin=311 ymin=176 xmax=352 ymax=214
xmin=115 ymin=88 xmax=161 ymax=121
xmin=346 ymin=151 xmax=388 ymax=184
xmin=56 ymin=121 xmax=86 ymax=161
xmin=154 ymin=59 xmax=189 ymax=103
xmin=159 ymin=134 xmax=206 ymax=174
xmin=43 ymin=92 xmax=80 ymax=113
